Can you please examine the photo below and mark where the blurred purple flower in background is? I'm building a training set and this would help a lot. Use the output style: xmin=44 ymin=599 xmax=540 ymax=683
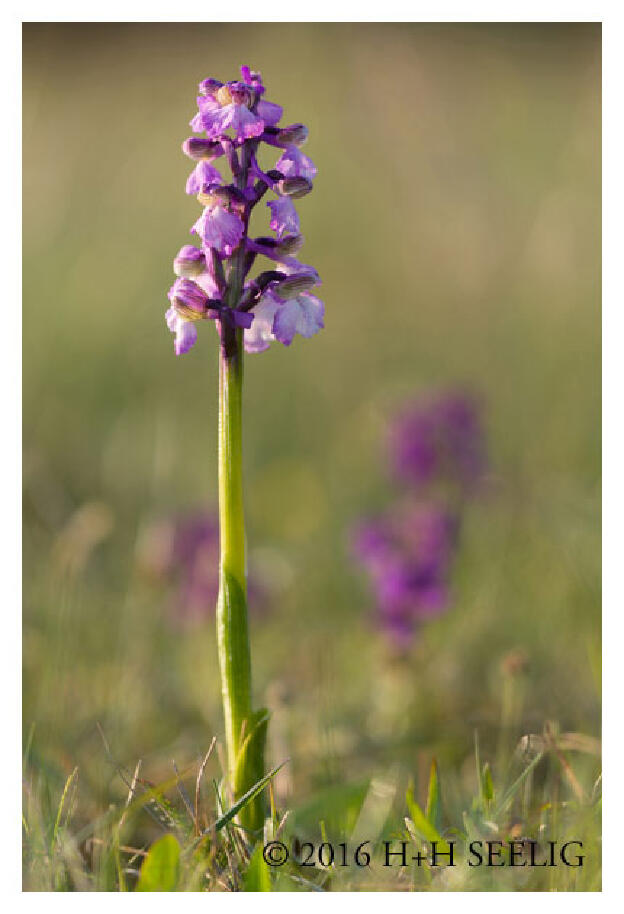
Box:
xmin=352 ymin=387 xmax=489 ymax=649
xmin=388 ymin=389 xmax=488 ymax=494
xmin=353 ymin=503 xmax=458 ymax=648
xmin=138 ymin=513 xmax=265 ymax=626
xmin=168 ymin=514 xmax=221 ymax=623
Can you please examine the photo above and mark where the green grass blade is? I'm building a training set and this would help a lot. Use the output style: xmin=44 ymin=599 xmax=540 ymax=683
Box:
xmin=406 ymin=780 xmax=450 ymax=854
xmin=495 ymin=752 xmax=543 ymax=816
xmin=425 ymin=759 xmax=442 ymax=831
xmin=51 ymin=766 xmax=78 ymax=850
xmin=482 ymin=762 xmax=494 ymax=804
xmin=213 ymin=761 xmax=286 ymax=834
xmin=136 ymin=834 xmax=181 ymax=891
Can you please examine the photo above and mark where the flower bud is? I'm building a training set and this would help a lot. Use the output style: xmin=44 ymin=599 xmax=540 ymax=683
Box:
xmin=277 ymin=123 xmax=308 ymax=147
xmin=173 ymin=245 xmax=206 ymax=278
xmin=182 ymin=137 xmax=223 ymax=161
xmin=197 ymin=184 xmax=247 ymax=211
xmin=274 ymin=272 xmax=318 ymax=296
xmin=168 ymin=278 xmax=208 ymax=320
xmin=253 ymin=236 xmax=278 ymax=250
xmin=253 ymin=234 xmax=304 ymax=256
xmin=277 ymin=177 xmax=313 ymax=199
xmin=254 ymin=270 xmax=286 ymax=291
xmin=276 ymin=234 xmax=304 ymax=255
xmin=198 ymin=78 xmax=223 ymax=97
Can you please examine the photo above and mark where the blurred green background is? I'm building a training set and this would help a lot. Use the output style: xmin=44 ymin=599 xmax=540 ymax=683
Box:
xmin=23 ymin=22 xmax=600 ymax=842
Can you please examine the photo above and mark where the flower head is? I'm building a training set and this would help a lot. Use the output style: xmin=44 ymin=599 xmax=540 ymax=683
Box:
xmin=166 ymin=65 xmax=322 ymax=356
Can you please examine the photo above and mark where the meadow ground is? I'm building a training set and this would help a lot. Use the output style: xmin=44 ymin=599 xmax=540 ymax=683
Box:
xmin=22 ymin=23 xmax=601 ymax=890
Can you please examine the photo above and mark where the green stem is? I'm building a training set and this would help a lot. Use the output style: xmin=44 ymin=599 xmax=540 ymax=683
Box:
xmin=217 ymin=322 xmax=267 ymax=835
xmin=217 ymin=326 xmax=249 ymax=763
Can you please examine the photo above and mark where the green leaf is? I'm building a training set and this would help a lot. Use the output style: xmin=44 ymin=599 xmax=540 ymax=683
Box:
xmin=406 ymin=780 xmax=450 ymax=855
xmin=136 ymin=834 xmax=180 ymax=892
xmin=52 ymin=766 xmax=79 ymax=850
xmin=243 ymin=842 xmax=272 ymax=892
xmin=482 ymin=762 xmax=494 ymax=803
xmin=234 ymin=708 xmax=270 ymax=833
xmin=495 ymin=752 xmax=544 ymax=817
xmin=214 ymin=761 xmax=286 ymax=834
xmin=425 ymin=759 xmax=442 ymax=831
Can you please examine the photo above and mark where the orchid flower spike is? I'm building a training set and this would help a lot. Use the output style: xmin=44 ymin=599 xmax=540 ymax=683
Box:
xmin=166 ymin=65 xmax=323 ymax=356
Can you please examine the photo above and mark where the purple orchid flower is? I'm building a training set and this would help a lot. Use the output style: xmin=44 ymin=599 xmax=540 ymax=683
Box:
xmin=185 ymin=161 xmax=222 ymax=195
xmin=275 ymin=146 xmax=317 ymax=181
xmin=389 ymin=390 xmax=488 ymax=494
xmin=353 ymin=502 xmax=458 ymax=648
xmin=191 ymin=204 xmax=244 ymax=257
xmin=267 ymin=197 xmax=300 ymax=240
xmin=192 ymin=83 xmax=266 ymax=143
xmin=243 ymin=287 xmax=324 ymax=352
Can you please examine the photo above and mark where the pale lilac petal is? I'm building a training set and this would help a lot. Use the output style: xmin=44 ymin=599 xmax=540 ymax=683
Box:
xmin=193 ymin=269 xmax=219 ymax=299
xmin=272 ymin=292 xmax=324 ymax=346
xmin=185 ymin=161 xmax=222 ymax=195
xmin=165 ymin=308 xmax=198 ymax=356
xmin=293 ymin=292 xmax=324 ymax=338
xmin=194 ymin=94 xmax=221 ymax=132
xmin=271 ymin=299 xmax=299 ymax=346
xmin=208 ymin=103 xmax=264 ymax=141
xmin=267 ymin=197 xmax=300 ymax=240
xmin=189 ymin=112 xmax=204 ymax=133
xmin=256 ymin=99 xmax=282 ymax=126
xmin=175 ymin=320 xmax=198 ymax=355
xmin=276 ymin=146 xmax=317 ymax=181
xmin=243 ymin=296 xmax=280 ymax=353
xmin=192 ymin=205 xmax=243 ymax=257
